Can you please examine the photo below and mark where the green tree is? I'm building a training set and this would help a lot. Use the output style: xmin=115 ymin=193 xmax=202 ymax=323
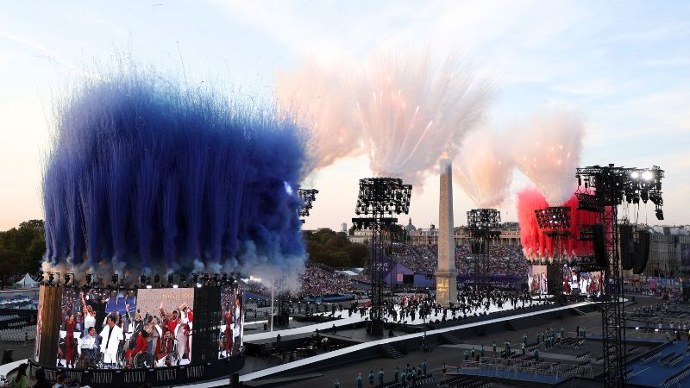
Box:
xmin=303 ymin=228 xmax=370 ymax=268
xmin=0 ymin=219 xmax=45 ymax=285
xmin=0 ymin=248 xmax=21 ymax=289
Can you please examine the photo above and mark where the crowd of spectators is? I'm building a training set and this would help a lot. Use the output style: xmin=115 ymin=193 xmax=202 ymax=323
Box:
xmin=296 ymin=266 xmax=360 ymax=298
xmin=245 ymin=244 xmax=535 ymax=299
xmin=389 ymin=243 xmax=530 ymax=279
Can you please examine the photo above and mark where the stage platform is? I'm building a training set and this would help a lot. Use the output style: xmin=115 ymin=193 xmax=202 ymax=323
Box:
xmin=174 ymin=301 xmax=596 ymax=387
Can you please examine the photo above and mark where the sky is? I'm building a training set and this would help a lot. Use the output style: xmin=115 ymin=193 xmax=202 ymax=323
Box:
xmin=1 ymin=0 xmax=689 ymax=233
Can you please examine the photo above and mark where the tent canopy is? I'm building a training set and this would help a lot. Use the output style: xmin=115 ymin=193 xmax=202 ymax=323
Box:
xmin=14 ymin=273 xmax=39 ymax=288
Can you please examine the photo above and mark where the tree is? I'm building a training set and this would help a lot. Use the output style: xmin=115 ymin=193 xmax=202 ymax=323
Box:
xmin=0 ymin=219 xmax=46 ymax=285
xmin=0 ymin=248 xmax=21 ymax=289
xmin=303 ymin=228 xmax=370 ymax=268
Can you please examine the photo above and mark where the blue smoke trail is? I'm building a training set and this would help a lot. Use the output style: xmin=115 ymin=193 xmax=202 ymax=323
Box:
xmin=43 ymin=69 xmax=307 ymax=277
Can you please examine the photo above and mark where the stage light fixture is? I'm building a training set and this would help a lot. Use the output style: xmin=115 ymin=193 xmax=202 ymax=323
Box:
xmin=656 ymin=209 xmax=664 ymax=220
xmin=168 ymin=274 xmax=174 ymax=285
xmin=139 ymin=274 xmax=146 ymax=286
xmin=112 ymin=274 xmax=119 ymax=286
xmin=48 ymin=272 xmax=55 ymax=285
xmin=64 ymin=273 xmax=72 ymax=286
xmin=153 ymin=274 xmax=160 ymax=285
xmin=85 ymin=273 xmax=93 ymax=286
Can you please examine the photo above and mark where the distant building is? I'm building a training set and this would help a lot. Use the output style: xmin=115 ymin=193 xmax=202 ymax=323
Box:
xmin=408 ymin=224 xmax=521 ymax=247
xmin=635 ymin=225 xmax=690 ymax=278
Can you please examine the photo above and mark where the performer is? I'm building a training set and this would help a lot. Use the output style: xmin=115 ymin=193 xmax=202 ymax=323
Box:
xmin=144 ymin=316 xmax=162 ymax=355
xmin=176 ymin=304 xmax=191 ymax=362
xmin=156 ymin=326 xmax=174 ymax=366
xmin=80 ymin=292 xmax=97 ymax=337
xmin=159 ymin=303 xmax=179 ymax=336
xmin=99 ymin=314 xmax=123 ymax=366
xmin=223 ymin=305 xmax=234 ymax=357
xmin=233 ymin=295 xmax=242 ymax=353
xmin=125 ymin=330 xmax=148 ymax=367
xmin=78 ymin=327 xmax=99 ymax=368
xmin=126 ymin=304 xmax=144 ymax=334
xmin=63 ymin=314 xmax=76 ymax=368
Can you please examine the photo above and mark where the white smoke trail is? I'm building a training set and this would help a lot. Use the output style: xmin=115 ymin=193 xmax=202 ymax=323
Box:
xmin=354 ymin=49 xmax=492 ymax=187
xmin=275 ymin=58 xmax=365 ymax=178
xmin=512 ymin=108 xmax=584 ymax=204
xmin=453 ymin=126 xmax=514 ymax=207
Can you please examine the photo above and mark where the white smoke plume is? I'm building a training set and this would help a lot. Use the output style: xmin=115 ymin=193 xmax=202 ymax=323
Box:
xmin=512 ymin=108 xmax=584 ymax=204
xmin=454 ymin=126 xmax=514 ymax=207
xmin=353 ymin=49 xmax=492 ymax=187
xmin=275 ymin=58 xmax=365 ymax=178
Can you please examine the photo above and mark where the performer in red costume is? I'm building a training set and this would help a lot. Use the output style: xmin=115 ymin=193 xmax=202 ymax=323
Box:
xmin=63 ymin=314 xmax=76 ymax=368
xmin=125 ymin=329 xmax=149 ymax=367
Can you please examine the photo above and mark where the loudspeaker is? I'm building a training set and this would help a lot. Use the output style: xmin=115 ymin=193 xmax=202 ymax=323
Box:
xmin=619 ymin=224 xmax=634 ymax=270
xmin=546 ymin=264 xmax=561 ymax=294
xmin=593 ymin=224 xmax=607 ymax=268
xmin=633 ymin=231 xmax=651 ymax=274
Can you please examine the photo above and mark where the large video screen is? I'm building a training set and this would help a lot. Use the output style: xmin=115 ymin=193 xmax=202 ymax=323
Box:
xmin=137 ymin=287 xmax=195 ymax=367
xmin=528 ymin=265 xmax=548 ymax=295
xmin=55 ymin=287 xmax=196 ymax=369
xmin=577 ymin=271 xmax=604 ymax=297
xmin=219 ymin=284 xmax=243 ymax=359
xmin=57 ymin=288 xmax=137 ymax=368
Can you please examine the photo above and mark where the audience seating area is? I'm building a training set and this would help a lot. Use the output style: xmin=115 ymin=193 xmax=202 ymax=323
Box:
xmin=0 ymin=324 xmax=36 ymax=343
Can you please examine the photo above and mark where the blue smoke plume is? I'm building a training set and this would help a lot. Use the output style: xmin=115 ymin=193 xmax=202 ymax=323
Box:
xmin=43 ymin=70 xmax=307 ymax=278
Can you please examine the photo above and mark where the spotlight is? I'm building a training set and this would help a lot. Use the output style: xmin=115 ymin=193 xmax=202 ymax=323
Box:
xmin=64 ymin=273 xmax=72 ymax=286
xmin=656 ymin=209 xmax=664 ymax=221
xmin=85 ymin=273 xmax=93 ymax=286
xmin=154 ymin=274 xmax=160 ymax=285
xmin=48 ymin=273 xmax=55 ymax=285
xmin=111 ymin=274 xmax=119 ymax=286
xmin=168 ymin=274 xmax=174 ymax=285
xmin=140 ymin=275 xmax=147 ymax=286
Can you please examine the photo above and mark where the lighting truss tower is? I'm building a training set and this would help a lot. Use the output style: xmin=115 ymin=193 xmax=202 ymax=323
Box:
xmin=535 ymin=206 xmax=571 ymax=303
xmin=352 ymin=177 xmax=412 ymax=336
xmin=575 ymin=164 xmax=664 ymax=388
xmin=467 ymin=209 xmax=501 ymax=295
xmin=298 ymin=189 xmax=319 ymax=220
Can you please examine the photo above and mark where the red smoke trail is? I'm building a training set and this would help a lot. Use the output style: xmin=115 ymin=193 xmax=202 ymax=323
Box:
xmin=562 ymin=194 xmax=599 ymax=257
xmin=517 ymin=188 xmax=599 ymax=261
xmin=517 ymin=188 xmax=551 ymax=260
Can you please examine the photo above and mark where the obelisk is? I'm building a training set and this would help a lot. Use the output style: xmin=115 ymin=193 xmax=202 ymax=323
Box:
xmin=436 ymin=158 xmax=458 ymax=306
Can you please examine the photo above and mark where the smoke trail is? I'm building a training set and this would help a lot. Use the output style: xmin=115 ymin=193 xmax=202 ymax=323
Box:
xmin=512 ymin=109 xmax=584 ymax=204
xmin=354 ymin=49 xmax=492 ymax=187
xmin=560 ymin=194 xmax=598 ymax=257
xmin=42 ymin=67 xmax=308 ymax=279
xmin=516 ymin=188 xmax=551 ymax=260
xmin=517 ymin=188 xmax=599 ymax=260
xmin=275 ymin=59 xmax=365 ymax=177
xmin=453 ymin=127 xmax=514 ymax=207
